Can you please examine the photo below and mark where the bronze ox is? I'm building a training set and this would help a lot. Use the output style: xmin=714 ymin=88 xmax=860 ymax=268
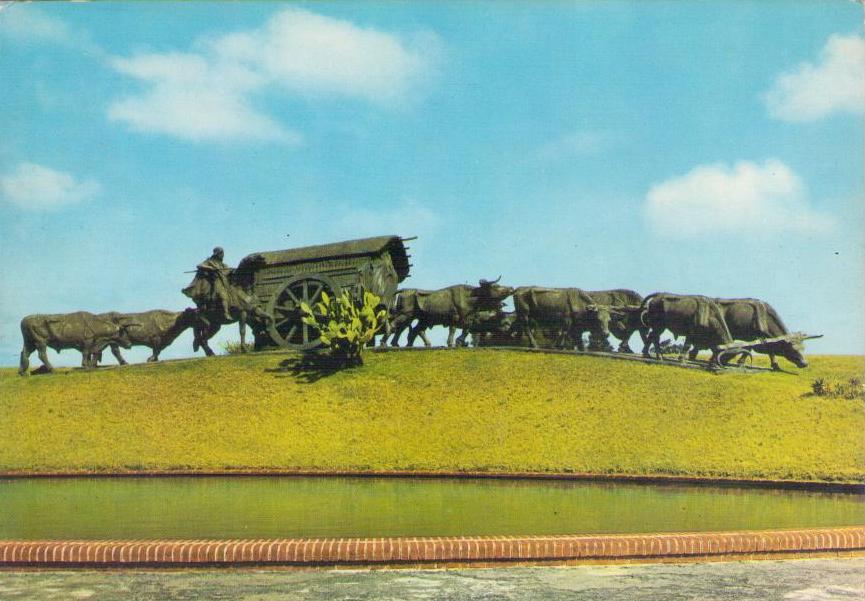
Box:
xmin=513 ymin=287 xmax=620 ymax=350
xmin=586 ymin=289 xmax=646 ymax=353
xmin=389 ymin=278 xmax=515 ymax=347
xmin=19 ymin=311 xmax=139 ymax=375
xmin=465 ymin=310 xmax=519 ymax=347
xmin=97 ymin=308 xmax=199 ymax=365
xmin=685 ymin=298 xmax=809 ymax=370
xmin=640 ymin=293 xmax=733 ymax=365
xmin=467 ymin=310 xmax=571 ymax=348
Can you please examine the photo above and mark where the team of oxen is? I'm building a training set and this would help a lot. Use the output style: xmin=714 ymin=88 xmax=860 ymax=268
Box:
xmin=18 ymin=278 xmax=812 ymax=375
xmin=386 ymin=281 xmax=812 ymax=371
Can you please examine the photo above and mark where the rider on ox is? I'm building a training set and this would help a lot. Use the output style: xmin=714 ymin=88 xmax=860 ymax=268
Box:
xmin=182 ymin=247 xmax=271 ymax=355
xmin=183 ymin=247 xmax=234 ymax=322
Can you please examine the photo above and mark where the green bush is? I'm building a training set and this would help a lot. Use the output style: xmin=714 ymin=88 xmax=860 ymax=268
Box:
xmin=301 ymin=290 xmax=387 ymax=367
xmin=221 ymin=340 xmax=253 ymax=355
xmin=809 ymin=377 xmax=864 ymax=400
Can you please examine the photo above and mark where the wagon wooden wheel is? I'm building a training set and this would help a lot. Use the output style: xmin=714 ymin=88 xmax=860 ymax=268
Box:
xmin=266 ymin=273 xmax=338 ymax=350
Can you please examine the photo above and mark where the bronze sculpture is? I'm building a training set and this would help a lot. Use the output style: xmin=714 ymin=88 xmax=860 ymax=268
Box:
xmin=233 ymin=236 xmax=410 ymax=350
xmin=183 ymin=248 xmax=271 ymax=355
xmin=95 ymin=309 xmax=199 ymax=364
xmin=512 ymin=287 xmax=618 ymax=350
xmin=183 ymin=247 xmax=236 ymax=323
xmin=686 ymin=298 xmax=809 ymax=369
xmin=639 ymin=293 xmax=733 ymax=365
xmin=585 ymin=289 xmax=646 ymax=353
xmin=19 ymin=311 xmax=137 ymax=375
xmin=389 ymin=278 xmax=515 ymax=347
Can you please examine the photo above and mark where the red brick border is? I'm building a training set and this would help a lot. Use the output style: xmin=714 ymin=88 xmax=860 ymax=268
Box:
xmin=0 ymin=527 xmax=862 ymax=567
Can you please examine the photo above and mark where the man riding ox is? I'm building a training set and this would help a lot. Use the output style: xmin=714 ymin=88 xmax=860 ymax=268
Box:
xmin=639 ymin=293 xmax=733 ymax=366
xmin=19 ymin=311 xmax=138 ymax=375
xmin=96 ymin=308 xmax=199 ymax=365
xmin=182 ymin=247 xmax=271 ymax=355
xmin=513 ymin=287 xmax=619 ymax=350
xmin=389 ymin=277 xmax=514 ymax=348
xmin=585 ymin=289 xmax=646 ymax=353
xmin=685 ymin=298 xmax=809 ymax=370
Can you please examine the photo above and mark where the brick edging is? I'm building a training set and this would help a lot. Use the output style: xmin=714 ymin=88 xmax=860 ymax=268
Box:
xmin=1 ymin=527 xmax=863 ymax=567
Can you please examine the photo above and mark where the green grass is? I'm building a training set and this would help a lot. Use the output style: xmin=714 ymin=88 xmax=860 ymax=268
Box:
xmin=1 ymin=350 xmax=863 ymax=482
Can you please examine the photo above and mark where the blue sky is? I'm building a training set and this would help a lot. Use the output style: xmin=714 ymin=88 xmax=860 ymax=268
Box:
xmin=1 ymin=1 xmax=863 ymax=365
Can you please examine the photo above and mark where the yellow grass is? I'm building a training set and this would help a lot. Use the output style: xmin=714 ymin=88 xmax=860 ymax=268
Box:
xmin=1 ymin=350 xmax=863 ymax=482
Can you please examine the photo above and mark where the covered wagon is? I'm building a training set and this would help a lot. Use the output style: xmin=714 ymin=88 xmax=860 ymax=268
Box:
xmin=235 ymin=235 xmax=412 ymax=350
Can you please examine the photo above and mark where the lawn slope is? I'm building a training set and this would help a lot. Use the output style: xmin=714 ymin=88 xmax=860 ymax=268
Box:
xmin=1 ymin=350 xmax=863 ymax=482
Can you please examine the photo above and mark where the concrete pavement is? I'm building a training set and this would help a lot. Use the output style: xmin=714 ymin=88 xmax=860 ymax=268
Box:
xmin=1 ymin=557 xmax=864 ymax=600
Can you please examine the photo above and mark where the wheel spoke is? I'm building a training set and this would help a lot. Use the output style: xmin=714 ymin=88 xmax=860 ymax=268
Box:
xmin=309 ymin=283 xmax=324 ymax=303
xmin=274 ymin=304 xmax=297 ymax=314
xmin=302 ymin=323 xmax=309 ymax=343
xmin=284 ymin=288 xmax=301 ymax=305
xmin=275 ymin=317 xmax=292 ymax=328
xmin=286 ymin=325 xmax=297 ymax=342
xmin=302 ymin=281 xmax=309 ymax=302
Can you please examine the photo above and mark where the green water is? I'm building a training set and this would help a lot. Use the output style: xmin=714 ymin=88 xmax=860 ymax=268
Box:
xmin=1 ymin=477 xmax=862 ymax=540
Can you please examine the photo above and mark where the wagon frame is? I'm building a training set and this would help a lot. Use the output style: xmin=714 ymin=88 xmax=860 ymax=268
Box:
xmin=235 ymin=235 xmax=412 ymax=350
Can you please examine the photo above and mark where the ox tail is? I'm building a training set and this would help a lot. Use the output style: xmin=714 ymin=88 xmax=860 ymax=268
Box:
xmin=20 ymin=317 xmax=35 ymax=349
xmin=763 ymin=302 xmax=789 ymax=336
xmin=753 ymin=301 xmax=769 ymax=336
xmin=712 ymin=300 xmax=734 ymax=344
xmin=393 ymin=289 xmax=417 ymax=316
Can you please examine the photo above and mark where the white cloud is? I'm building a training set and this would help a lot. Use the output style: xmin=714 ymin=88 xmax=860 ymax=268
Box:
xmin=212 ymin=8 xmax=440 ymax=104
xmin=764 ymin=34 xmax=865 ymax=122
xmin=645 ymin=159 xmax=835 ymax=237
xmin=107 ymin=8 xmax=441 ymax=143
xmin=0 ymin=162 xmax=100 ymax=210
xmin=0 ymin=3 xmax=72 ymax=44
xmin=0 ymin=4 xmax=103 ymax=56
xmin=107 ymin=52 xmax=297 ymax=143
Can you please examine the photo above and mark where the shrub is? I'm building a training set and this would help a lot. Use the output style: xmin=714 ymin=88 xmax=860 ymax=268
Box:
xmin=300 ymin=290 xmax=387 ymax=367
xmin=809 ymin=377 xmax=864 ymax=400
xmin=222 ymin=340 xmax=253 ymax=355
xmin=811 ymin=378 xmax=830 ymax=396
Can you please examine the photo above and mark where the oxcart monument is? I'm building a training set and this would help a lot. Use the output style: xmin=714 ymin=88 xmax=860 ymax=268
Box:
xmin=1 ymin=1 xmax=863 ymax=599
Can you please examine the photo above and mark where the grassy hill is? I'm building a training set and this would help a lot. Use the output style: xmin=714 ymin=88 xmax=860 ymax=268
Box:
xmin=1 ymin=350 xmax=863 ymax=482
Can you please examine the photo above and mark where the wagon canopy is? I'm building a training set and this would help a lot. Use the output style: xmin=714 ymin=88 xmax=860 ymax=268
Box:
xmin=237 ymin=235 xmax=410 ymax=282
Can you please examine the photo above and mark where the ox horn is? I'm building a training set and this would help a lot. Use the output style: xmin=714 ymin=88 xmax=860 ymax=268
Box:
xmin=796 ymin=333 xmax=823 ymax=342
xmin=490 ymin=275 xmax=502 ymax=284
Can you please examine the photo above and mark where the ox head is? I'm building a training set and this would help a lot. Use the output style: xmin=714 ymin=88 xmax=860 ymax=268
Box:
xmin=179 ymin=307 xmax=199 ymax=327
xmin=605 ymin=305 xmax=638 ymax=330
xmin=585 ymin=304 xmax=614 ymax=338
xmin=476 ymin=276 xmax=515 ymax=306
xmin=771 ymin=333 xmax=820 ymax=369
xmin=111 ymin=317 xmax=141 ymax=349
xmin=773 ymin=340 xmax=808 ymax=368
